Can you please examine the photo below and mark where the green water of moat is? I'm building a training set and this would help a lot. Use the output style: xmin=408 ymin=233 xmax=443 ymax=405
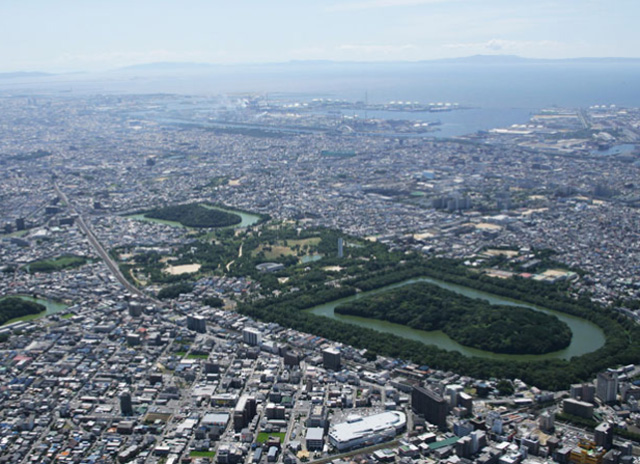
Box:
xmin=1 ymin=295 xmax=69 ymax=326
xmin=306 ymin=277 xmax=606 ymax=361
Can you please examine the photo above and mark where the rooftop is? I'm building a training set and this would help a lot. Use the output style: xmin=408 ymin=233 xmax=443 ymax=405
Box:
xmin=328 ymin=411 xmax=406 ymax=444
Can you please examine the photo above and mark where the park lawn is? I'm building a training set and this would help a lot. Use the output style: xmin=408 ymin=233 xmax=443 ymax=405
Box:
xmin=286 ymin=237 xmax=321 ymax=247
xmin=191 ymin=451 xmax=216 ymax=458
xmin=257 ymin=432 xmax=286 ymax=443
xmin=252 ymin=244 xmax=296 ymax=259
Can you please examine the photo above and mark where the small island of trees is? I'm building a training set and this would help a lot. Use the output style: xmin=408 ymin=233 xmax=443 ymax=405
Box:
xmin=334 ymin=282 xmax=572 ymax=355
xmin=0 ymin=297 xmax=46 ymax=326
xmin=145 ymin=203 xmax=242 ymax=228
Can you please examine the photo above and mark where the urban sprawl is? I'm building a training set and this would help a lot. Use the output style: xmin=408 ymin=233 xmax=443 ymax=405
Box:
xmin=2 ymin=93 xmax=640 ymax=464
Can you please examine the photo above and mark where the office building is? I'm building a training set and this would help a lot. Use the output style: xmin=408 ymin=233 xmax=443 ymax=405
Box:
xmin=597 ymin=372 xmax=618 ymax=404
xmin=204 ymin=362 xmax=220 ymax=374
xmin=233 ymin=395 xmax=257 ymax=431
xmin=412 ymin=386 xmax=448 ymax=430
xmin=458 ymin=392 xmax=473 ymax=414
xmin=242 ymin=328 xmax=262 ymax=346
xmin=120 ymin=391 xmax=133 ymax=416
xmin=563 ymin=399 xmax=594 ymax=419
xmin=306 ymin=428 xmax=325 ymax=451
xmin=322 ymin=347 xmax=341 ymax=371
xmin=571 ymin=383 xmax=596 ymax=404
xmin=187 ymin=315 xmax=207 ymax=333
xmin=539 ymin=411 xmax=555 ymax=432
xmin=595 ymin=422 xmax=613 ymax=451
xmin=126 ymin=333 xmax=141 ymax=346
xmin=307 ymin=405 xmax=327 ymax=429
xmin=283 ymin=351 xmax=300 ymax=367
xmin=128 ymin=302 xmax=143 ymax=317
xmin=265 ymin=403 xmax=286 ymax=420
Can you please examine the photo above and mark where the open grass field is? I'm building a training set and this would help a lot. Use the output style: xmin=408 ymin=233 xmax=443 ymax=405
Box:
xmin=257 ymin=432 xmax=286 ymax=443
xmin=252 ymin=244 xmax=297 ymax=259
xmin=191 ymin=451 xmax=216 ymax=458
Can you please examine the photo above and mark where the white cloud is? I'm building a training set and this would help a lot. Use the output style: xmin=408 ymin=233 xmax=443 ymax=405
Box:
xmin=327 ymin=0 xmax=451 ymax=12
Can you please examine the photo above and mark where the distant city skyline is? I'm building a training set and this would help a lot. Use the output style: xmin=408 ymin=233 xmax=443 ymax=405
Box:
xmin=1 ymin=0 xmax=638 ymax=73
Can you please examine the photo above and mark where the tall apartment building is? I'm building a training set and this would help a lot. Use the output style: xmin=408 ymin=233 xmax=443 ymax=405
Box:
xmin=411 ymin=386 xmax=448 ymax=430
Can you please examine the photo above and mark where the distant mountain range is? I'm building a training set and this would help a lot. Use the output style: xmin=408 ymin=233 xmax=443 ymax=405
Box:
xmin=4 ymin=55 xmax=640 ymax=77
xmin=0 ymin=71 xmax=54 ymax=79
xmin=116 ymin=62 xmax=224 ymax=72
xmin=429 ymin=54 xmax=640 ymax=63
xmin=114 ymin=55 xmax=640 ymax=72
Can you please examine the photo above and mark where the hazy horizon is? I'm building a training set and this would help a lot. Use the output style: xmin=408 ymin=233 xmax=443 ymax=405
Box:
xmin=1 ymin=0 xmax=638 ymax=73
xmin=5 ymin=54 xmax=640 ymax=76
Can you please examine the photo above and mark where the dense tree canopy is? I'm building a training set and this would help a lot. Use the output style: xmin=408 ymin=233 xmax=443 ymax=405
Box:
xmin=202 ymin=296 xmax=224 ymax=308
xmin=0 ymin=297 xmax=45 ymax=325
xmin=335 ymin=283 xmax=572 ymax=354
xmin=157 ymin=282 xmax=194 ymax=299
xmin=28 ymin=255 xmax=87 ymax=273
xmin=238 ymin=257 xmax=640 ymax=390
xmin=145 ymin=203 xmax=241 ymax=228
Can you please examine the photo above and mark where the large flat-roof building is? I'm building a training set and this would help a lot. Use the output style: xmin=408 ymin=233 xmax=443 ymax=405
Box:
xmin=563 ymin=398 xmax=594 ymax=419
xmin=328 ymin=411 xmax=406 ymax=451
xmin=306 ymin=427 xmax=325 ymax=451
xmin=256 ymin=262 xmax=285 ymax=273
xmin=202 ymin=413 xmax=230 ymax=428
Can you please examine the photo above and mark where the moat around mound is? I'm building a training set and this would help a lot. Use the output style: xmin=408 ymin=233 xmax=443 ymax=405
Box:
xmin=0 ymin=297 xmax=46 ymax=326
xmin=145 ymin=203 xmax=242 ymax=228
xmin=334 ymin=282 xmax=572 ymax=355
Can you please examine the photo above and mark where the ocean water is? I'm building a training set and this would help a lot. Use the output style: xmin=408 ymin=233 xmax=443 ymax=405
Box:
xmin=313 ymin=107 xmax=536 ymax=138
xmin=325 ymin=63 xmax=640 ymax=109
xmin=2 ymin=60 xmax=640 ymax=137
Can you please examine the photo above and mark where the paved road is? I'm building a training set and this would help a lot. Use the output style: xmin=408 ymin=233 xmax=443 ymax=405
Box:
xmin=54 ymin=182 xmax=163 ymax=307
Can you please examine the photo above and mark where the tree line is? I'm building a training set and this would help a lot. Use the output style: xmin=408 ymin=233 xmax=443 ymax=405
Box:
xmin=237 ymin=257 xmax=640 ymax=390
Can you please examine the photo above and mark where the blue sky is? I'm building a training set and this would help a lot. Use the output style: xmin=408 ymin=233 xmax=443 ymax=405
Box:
xmin=1 ymin=0 xmax=637 ymax=72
